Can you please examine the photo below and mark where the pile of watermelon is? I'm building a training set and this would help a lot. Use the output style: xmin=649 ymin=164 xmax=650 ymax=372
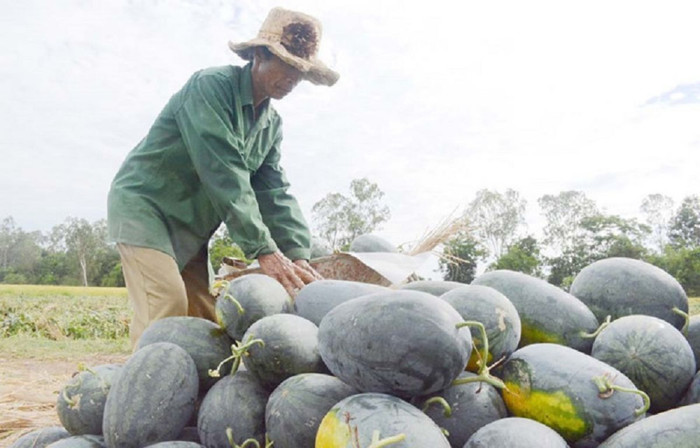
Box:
xmin=11 ymin=256 xmax=700 ymax=448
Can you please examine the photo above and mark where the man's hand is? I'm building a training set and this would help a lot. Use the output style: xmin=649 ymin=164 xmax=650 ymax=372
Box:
xmin=258 ymin=251 xmax=323 ymax=297
xmin=293 ymin=259 xmax=323 ymax=281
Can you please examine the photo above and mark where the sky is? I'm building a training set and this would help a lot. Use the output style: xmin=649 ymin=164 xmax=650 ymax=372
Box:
xmin=2 ymin=0 xmax=700 ymax=257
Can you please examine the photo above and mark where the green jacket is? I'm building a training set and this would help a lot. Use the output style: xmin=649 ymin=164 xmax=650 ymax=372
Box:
xmin=108 ymin=64 xmax=311 ymax=270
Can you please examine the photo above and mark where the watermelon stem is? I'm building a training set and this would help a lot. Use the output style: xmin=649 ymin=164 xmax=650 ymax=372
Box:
xmin=224 ymin=293 xmax=245 ymax=315
xmin=367 ymin=430 xmax=407 ymax=448
xmin=421 ymin=396 xmax=452 ymax=417
xmin=453 ymin=321 xmax=506 ymax=390
xmin=61 ymin=388 xmax=78 ymax=408
xmin=672 ymin=307 xmax=690 ymax=335
xmin=592 ymin=374 xmax=650 ymax=416
xmin=208 ymin=337 xmax=265 ymax=378
xmin=225 ymin=427 xmax=265 ymax=448
xmin=580 ymin=315 xmax=611 ymax=339
xmin=212 ymin=280 xmax=245 ymax=315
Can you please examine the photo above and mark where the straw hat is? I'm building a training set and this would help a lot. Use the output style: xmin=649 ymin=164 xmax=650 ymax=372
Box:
xmin=228 ymin=7 xmax=339 ymax=86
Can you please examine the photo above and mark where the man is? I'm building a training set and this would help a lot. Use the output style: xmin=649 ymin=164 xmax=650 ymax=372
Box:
xmin=107 ymin=7 xmax=338 ymax=347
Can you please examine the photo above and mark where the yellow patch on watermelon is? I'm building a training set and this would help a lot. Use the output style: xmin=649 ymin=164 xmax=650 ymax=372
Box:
xmin=466 ymin=337 xmax=493 ymax=372
xmin=519 ymin=324 xmax=563 ymax=346
xmin=503 ymin=381 xmax=589 ymax=442
xmin=315 ymin=409 xmax=352 ymax=447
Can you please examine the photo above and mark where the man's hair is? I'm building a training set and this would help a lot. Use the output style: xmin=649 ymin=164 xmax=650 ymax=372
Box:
xmin=253 ymin=46 xmax=274 ymax=60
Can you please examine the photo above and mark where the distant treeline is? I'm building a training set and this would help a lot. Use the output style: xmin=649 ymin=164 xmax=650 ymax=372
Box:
xmin=1 ymin=189 xmax=698 ymax=295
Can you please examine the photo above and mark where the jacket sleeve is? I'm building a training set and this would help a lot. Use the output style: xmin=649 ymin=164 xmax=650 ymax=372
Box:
xmin=251 ymin=132 xmax=312 ymax=261
xmin=173 ymin=75 xmax=278 ymax=259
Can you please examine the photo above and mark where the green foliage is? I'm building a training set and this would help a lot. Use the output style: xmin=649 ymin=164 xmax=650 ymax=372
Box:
xmin=646 ymin=246 xmax=700 ymax=296
xmin=439 ymin=233 xmax=486 ymax=283
xmin=546 ymin=213 xmax=649 ymax=288
xmin=0 ymin=216 xmax=122 ymax=287
xmin=491 ymin=235 xmax=542 ymax=276
xmin=669 ymin=195 xmax=700 ymax=249
xmin=209 ymin=225 xmax=247 ymax=270
xmin=101 ymin=262 xmax=126 ymax=287
xmin=312 ymin=178 xmax=390 ymax=249
xmin=0 ymin=291 xmax=130 ymax=340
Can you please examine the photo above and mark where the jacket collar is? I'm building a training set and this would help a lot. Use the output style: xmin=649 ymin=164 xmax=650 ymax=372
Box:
xmin=240 ymin=63 xmax=272 ymax=126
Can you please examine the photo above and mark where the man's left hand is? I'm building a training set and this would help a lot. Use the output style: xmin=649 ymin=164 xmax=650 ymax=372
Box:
xmin=293 ymin=259 xmax=324 ymax=282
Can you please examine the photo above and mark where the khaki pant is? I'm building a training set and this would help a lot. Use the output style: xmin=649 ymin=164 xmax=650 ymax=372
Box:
xmin=117 ymin=243 xmax=216 ymax=349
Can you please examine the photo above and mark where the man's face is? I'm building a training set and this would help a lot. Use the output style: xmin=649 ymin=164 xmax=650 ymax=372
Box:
xmin=254 ymin=51 xmax=303 ymax=101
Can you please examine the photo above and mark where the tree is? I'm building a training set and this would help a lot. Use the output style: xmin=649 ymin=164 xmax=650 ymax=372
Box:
xmin=578 ymin=214 xmax=649 ymax=260
xmin=312 ymin=178 xmax=390 ymax=249
xmin=546 ymin=213 xmax=649 ymax=289
xmin=53 ymin=218 xmax=111 ymax=287
xmin=0 ymin=217 xmax=43 ymax=283
xmin=538 ymin=190 xmax=599 ymax=256
xmin=466 ymin=189 xmax=527 ymax=259
xmin=439 ymin=232 xmax=486 ymax=283
xmin=491 ymin=235 xmax=542 ymax=276
xmin=640 ymin=193 xmax=675 ymax=253
xmin=208 ymin=225 xmax=246 ymax=271
xmin=647 ymin=246 xmax=700 ymax=297
xmin=669 ymin=195 xmax=700 ymax=249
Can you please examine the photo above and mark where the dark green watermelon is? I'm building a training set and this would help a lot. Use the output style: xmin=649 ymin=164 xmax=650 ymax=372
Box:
xmin=45 ymin=435 xmax=104 ymax=447
xmin=143 ymin=443 xmax=203 ymax=448
xmin=417 ymin=371 xmax=508 ymax=447
xmin=175 ymin=427 xmax=201 ymax=444
xmin=591 ymin=314 xmax=696 ymax=413
xmin=570 ymin=257 xmax=689 ymax=330
xmin=241 ymin=314 xmax=324 ymax=390
xmin=398 ymin=280 xmax=465 ymax=296
xmin=293 ymin=279 xmax=388 ymax=325
xmin=102 ymin=342 xmax=199 ymax=448
xmin=197 ymin=370 xmax=269 ymax=448
xmin=9 ymin=427 xmax=70 ymax=448
xmin=441 ymin=284 xmax=521 ymax=371
xmin=598 ymin=403 xmax=700 ymax=447
xmin=318 ymin=289 xmax=471 ymax=397
xmin=472 ymin=270 xmax=599 ymax=352
xmin=56 ymin=364 xmax=122 ymax=435
xmin=501 ymin=343 xmax=647 ymax=447
xmin=349 ymin=234 xmax=397 ymax=252
xmin=215 ymin=273 xmax=292 ymax=341
xmin=265 ymin=373 xmax=358 ymax=448
xmin=310 ymin=237 xmax=332 ymax=258
xmin=136 ymin=316 xmax=233 ymax=391
xmin=685 ymin=315 xmax=700 ymax=367
xmin=678 ymin=370 xmax=700 ymax=406
xmin=316 ymin=393 xmax=450 ymax=446
xmin=464 ymin=417 xmax=569 ymax=448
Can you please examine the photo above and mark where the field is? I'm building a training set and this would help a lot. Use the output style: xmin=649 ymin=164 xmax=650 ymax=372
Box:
xmin=0 ymin=284 xmax=698 ymax=446
xmin=0 ymin=285 xmax=131 ymax=446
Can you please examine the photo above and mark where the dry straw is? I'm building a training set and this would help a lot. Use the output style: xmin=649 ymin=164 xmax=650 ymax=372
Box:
xmin=406 ymin=210 xmax=472 ymax=257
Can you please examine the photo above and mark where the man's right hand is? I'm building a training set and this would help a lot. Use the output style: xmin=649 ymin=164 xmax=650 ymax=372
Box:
xmin=258 ymin=251 xmax=316 ymax=297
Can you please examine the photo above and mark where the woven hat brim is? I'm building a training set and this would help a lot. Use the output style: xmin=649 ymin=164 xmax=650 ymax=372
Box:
xmin=229 ymin=39 xmax=339 ymax=86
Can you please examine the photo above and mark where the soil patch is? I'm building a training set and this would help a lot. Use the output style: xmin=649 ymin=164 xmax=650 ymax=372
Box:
xmin=0 ymin=355 xmax=128 ymax=447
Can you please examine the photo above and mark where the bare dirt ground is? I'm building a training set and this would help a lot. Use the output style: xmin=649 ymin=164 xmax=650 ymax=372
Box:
xmin=0 ymin=355 xmax=128 ymax=447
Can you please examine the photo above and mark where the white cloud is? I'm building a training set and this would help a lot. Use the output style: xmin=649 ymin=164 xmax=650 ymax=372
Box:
xmin=0 ymin=0 xmax=698 ymax=253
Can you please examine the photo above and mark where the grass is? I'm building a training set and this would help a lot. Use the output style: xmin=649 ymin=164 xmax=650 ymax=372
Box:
xmin=0 ymin=334 xmax=130 ymax=359
xmin=0 ymin=284 xmax=127 ymax=298
xmin=690 ymin=296 xmax=700 ymax=316
xmin=0 ymin=284 xmax=132 ymax=358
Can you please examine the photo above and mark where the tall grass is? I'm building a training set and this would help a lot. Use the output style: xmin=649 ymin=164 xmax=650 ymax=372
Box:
xmin=0 ymin=284 xmax=131 ymax=340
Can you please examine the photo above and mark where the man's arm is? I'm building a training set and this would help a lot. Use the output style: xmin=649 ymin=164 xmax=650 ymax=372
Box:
xmin=252 ymin=135 xmax=323 ymax=290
